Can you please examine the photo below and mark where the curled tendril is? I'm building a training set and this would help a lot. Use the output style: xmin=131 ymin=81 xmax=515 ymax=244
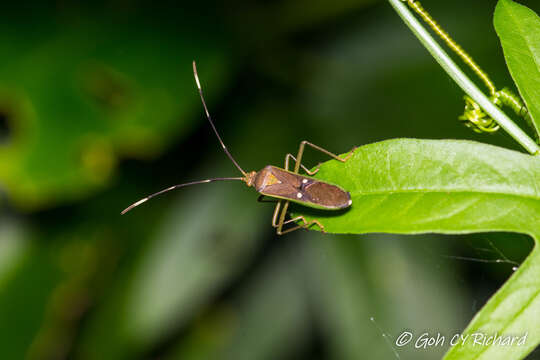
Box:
xmin=402 ymin=0 xmax=532 ymax=135
xmin=459 ymin=96 xmax=500 ymax=133
xmin=459 ymin=89 xmax=531 ymax=134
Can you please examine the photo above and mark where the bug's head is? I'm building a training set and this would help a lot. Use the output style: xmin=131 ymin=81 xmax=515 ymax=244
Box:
xmin=243 ymin=171 xmax=257 ymax=187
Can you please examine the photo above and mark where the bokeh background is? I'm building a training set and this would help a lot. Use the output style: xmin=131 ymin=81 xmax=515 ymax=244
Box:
xmin=0 ymin=0 xmax=538 ymax=359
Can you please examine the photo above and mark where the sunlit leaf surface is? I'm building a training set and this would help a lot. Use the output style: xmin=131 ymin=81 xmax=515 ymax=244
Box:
xmin=294 ymin=139 xmax=540 ymax=359
xmin=494 ymin=0 xmax=540 ymax=139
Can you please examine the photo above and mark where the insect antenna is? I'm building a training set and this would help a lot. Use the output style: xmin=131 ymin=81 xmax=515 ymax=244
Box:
xmin=192 ymin=61 xmax=247 ymax=176
xmin=121 ymin=177 xmax=243 ymax=214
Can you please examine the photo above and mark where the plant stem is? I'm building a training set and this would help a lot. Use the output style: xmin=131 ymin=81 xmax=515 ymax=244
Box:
xmin=388 ymin=0 xmax=540 ymax=155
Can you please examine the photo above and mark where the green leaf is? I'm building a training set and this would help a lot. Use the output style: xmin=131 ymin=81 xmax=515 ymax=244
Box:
xmin=292 ymin=138 xmax=540 ymax=359
xmin=494 ymin=0 xmax=540 ymax=139
xmin=444 ymin=246 xmax=540 ymax=360
xmin=293 ymin=139 xmax=538 ymax=235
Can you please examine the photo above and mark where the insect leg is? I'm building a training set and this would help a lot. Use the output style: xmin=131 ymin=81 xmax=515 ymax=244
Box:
xmin=258 ymin=195 xmax=283 ymax=228
xmin=284 ymin=154 xmax=318 ymax=175
xmin=277 ymin=215 xmax=325 ymax=235
xmin=275 ymin=200 xmax=290 ymax=234
xmin=294 ymin=140 xmax=356 ymax=173
xmin=272 ymin=201 xmax=282 ymax=227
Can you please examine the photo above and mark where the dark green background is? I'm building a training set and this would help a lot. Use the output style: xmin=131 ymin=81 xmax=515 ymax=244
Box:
xmin=0 ymin=0 xmax=537 ymax=359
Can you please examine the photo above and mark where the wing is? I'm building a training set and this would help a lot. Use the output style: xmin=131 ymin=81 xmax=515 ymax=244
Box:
xmin=302 ymin=181 xmax=351 ymax=209
xmin=256 ymin=166 xmax=351 ymax=210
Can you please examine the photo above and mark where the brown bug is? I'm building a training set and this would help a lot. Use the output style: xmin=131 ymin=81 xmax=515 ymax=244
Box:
xmin=121 ymin=61 xmax=355 ymax=234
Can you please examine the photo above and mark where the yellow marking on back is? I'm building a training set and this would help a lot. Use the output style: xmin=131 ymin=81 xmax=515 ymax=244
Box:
xmin=265 ymin=173 xmax=281 ymax=186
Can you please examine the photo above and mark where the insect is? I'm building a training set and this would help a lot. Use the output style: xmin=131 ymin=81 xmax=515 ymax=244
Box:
xmin=121 ymin=61 xmax=356 ymax=235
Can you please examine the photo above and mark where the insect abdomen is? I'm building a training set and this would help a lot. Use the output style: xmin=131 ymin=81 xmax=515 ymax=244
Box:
xmin=301 ymin=181 xmax=351 ymax=209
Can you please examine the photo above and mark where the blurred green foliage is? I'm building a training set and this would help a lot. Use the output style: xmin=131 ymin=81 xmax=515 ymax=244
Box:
xmin=0 ymin=0 xmax=537 ymax=359
xmin=0 ymin=3 xmax=230 ymax=210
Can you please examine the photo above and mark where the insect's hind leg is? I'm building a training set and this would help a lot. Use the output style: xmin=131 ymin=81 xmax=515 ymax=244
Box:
xmin=277 ymin=215 xmax=325 ymax=235
xmin=284 ymin=153 xmax=318 ymax=175
xmin=273 ymin=199 xmax=325 ymax=235
xmin=294 ymin=140 xmax=356 ymax=173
